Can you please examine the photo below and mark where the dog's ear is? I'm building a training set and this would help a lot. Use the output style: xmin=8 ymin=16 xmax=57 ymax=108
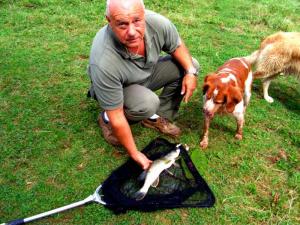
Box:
xmin=203 ymin=74 xmax=211 ymax=83
xmin=204 ymin=73 xmax=217 ymax=82
xmin=225 ymin=86 xmax=243 ymax=113
xmin=203 ymin=73 xmax=217 ymax=96
xmin=203 ymin=83 xmax=216 ymax=99
xmin=203 ymin=83 xmax=210 ymax=95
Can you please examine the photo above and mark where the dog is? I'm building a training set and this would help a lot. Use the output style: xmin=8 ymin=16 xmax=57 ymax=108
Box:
xmin=246 ymin=32 xmax=300 ymax=103
xmin=200 ymin=58 xmax=252 ymax=149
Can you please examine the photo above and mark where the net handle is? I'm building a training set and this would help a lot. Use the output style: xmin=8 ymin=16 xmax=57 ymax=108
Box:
xmin=2 ymin=185 xmax=106 ymax=225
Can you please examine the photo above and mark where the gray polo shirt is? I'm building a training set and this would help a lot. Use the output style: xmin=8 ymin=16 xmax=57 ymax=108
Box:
xmin=88 ymin=10 xmax=181 ymax=110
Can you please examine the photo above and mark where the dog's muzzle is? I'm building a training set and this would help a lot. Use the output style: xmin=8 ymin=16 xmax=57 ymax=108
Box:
xmin=203 ymin=108 xmax=214 ymax=119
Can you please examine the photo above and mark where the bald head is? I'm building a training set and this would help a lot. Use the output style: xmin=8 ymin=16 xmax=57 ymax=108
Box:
xmin=106 ymin=0 xmax=145 ymax=17
xmin=105 ymin=0 xmax=146 ymax=51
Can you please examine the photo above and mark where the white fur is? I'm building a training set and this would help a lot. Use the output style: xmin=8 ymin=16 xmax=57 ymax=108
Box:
xmin=244 ymin=71 xmax=253 ymax=105
xmin=203 ymin=96 xmax=216 ymax=112
xmin=213 ymin=88 xmax=219 ymax=96
xmin=221 ymin=74 xmax=237 ymax=83
xmin=239 ymin=59 xmax=249 ymax=70
xmin=232 ymin=100 xmax=244 ymax=120
xmin=231 ymin=57 xmax=249 ymax=70
xmin=249 ymin=32 xmax=300 ymax=103
xmin=200 ymin=58 xmax=253 ymax=149
xmin=218 ymin=68 xmax=234 ymax=74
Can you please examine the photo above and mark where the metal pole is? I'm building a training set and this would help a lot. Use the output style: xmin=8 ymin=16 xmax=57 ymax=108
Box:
xmin=24 ymin=195 xmax=94 ymax=223
xmin=2 ymin=185 xmax=105 ymax=225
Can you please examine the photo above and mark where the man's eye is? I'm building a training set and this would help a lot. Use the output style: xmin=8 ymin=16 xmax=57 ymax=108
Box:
xmin=117 ymin=22 xmax=128 ymax=28
xmin=133 ymin=19 xmax=143 ymax=25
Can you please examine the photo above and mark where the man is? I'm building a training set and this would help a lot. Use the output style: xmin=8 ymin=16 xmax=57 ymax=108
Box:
xmin=87 ymin=0 xmax=200 ymax=170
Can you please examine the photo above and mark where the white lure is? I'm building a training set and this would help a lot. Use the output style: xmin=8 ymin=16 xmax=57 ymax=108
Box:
xmin=134 ymin=147 xmax=181 ymax=201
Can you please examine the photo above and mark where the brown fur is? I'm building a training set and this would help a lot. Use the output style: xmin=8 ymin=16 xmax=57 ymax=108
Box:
xmin=245 ymin=32 xmax=300 ymax=103
xmin=200 ymin=58 xmax=252 ymax=149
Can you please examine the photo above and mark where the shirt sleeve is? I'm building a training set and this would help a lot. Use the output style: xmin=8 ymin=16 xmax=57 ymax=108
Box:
xmin=89 ymin=64 xmax=124 ymax=110
xmin=160 ymin=17 xmax=181 ymax=54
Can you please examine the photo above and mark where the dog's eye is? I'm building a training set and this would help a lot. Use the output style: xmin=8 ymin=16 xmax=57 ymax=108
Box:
xmin=224 ymin=95 xmax=227 ymax=103
xmin=214 ymin=100 xmax=223 ymax=104
xmin=214 ymin=96 xmax=227 ymax=104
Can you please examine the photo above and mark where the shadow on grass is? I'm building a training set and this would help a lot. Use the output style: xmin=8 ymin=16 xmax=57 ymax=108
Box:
xmin=178 ymin=101 xmax=239 ymax=138
xmin=252 ymin=79 xmax=300 ymax=115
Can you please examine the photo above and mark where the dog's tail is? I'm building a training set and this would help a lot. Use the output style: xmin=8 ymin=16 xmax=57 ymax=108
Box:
xmin=243 ymin=50 xmax=259 ymax=66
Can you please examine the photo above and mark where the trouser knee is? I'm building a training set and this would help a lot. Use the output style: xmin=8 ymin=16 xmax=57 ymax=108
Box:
xmin=124 ymin=85 xmax=160 ymax=121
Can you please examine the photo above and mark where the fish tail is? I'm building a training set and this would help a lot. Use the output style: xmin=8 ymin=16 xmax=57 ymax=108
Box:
xmin=134 ymin=191 xmax=147 ymax=201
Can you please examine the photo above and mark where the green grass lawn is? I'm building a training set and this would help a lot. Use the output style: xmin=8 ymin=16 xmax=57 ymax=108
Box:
xmin=0 ymin=0 xmax=299 ymax=224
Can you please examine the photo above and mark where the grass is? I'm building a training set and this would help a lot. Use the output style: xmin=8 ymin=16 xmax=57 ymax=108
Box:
xmin=0 ymin=0 xmax=299 ymax=224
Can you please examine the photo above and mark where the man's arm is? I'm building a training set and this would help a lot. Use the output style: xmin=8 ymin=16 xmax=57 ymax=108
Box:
xmin=171 ymin=40 xmax=197 ymax=103
xmin=106 ymin=108 xmax=152 ymax=170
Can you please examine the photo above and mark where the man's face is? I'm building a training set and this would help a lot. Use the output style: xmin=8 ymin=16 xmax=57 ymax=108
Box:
xmin=107 ymin=2 xmax=145 ymax=49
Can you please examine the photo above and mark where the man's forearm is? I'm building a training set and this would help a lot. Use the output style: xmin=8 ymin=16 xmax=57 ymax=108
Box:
xmin=171 ymin=39 xmax=198 ymax=103
xmin=171 ymin=39 xmax=195 ymax=72
xmin=106 ymin=108 xmax=139 ymax=158
xmin=106 ymin=108 xmax=152 ymax=169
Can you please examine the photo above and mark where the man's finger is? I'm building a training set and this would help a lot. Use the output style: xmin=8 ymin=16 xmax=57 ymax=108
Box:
xmin=184 ymin=90 xmax=191 ymax=103
xmin=181 ymin=85 xmax=186 ymax=95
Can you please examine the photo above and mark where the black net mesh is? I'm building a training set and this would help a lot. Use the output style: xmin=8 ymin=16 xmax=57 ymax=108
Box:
xmin=100 ymin=138 xmax=215 ymax=214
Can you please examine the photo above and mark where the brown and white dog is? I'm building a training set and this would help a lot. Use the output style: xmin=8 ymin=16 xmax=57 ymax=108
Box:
xmin=200 ymin=58 xmax=252 ymax=149
xmin=246 ymin=32 xmax=300 ymax=103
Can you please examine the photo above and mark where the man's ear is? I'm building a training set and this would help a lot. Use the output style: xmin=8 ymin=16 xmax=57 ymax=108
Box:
xmin=106 ymin=15 xmax=111 ymax=23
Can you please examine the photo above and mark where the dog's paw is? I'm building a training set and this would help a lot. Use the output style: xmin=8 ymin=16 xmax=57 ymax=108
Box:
xmin=264 ymin=96 xmax=274 ymax=103
xmin=200 ymin=140 xmax=208 ymax=149
xmin=235 ymin=133 xmax=243 ymax=140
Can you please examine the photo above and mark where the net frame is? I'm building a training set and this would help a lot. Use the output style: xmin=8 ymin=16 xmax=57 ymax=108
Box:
xmin=100 ymin=138 xmax=215 ymax=214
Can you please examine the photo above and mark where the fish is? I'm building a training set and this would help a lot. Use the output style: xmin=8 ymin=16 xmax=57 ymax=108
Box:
xmin=134 ymin=145 xmax=181 ymax=201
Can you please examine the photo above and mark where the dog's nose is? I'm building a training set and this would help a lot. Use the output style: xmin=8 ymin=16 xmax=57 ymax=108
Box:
xmin=203 ymin=109 xmax=214 ymax=118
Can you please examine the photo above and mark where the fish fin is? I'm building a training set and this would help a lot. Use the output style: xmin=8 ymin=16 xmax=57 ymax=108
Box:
xmin=151 ymin=177 xmax=159 ymax=188
xmin=173 ymin=162 xmax=180 ymax=168
xmin=164 ymin=159 xmax=172 ymax=164
xmin=134 ymin=191 xmax=146 ymax=201
xmin=137 ymin=171 xmax=147 ymax=181
xmin=165 ymin=169 xmax=174 ymax=176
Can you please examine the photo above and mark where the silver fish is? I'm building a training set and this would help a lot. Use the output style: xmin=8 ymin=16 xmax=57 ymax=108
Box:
xmin=134 ymin=146 xmax=181 ymax=201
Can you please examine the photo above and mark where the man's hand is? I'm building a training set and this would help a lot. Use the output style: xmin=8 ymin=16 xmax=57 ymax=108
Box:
xmin=132 ymin=151 xmax=152 ymax=170
xmin=107 ymin=108 xmax=152 ymax=170
xmin=181 ymin=74 xmax=197 ymax=103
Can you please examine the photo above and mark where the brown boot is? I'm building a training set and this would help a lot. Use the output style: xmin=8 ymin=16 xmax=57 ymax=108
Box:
xmin=98 ymin=113 xmax=121 ymax=146
xmin=141 ymin=117 xmax=181 ymax=138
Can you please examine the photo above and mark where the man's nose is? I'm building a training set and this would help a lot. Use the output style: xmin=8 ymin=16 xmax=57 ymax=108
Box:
xmin=127 ymin=23 xmax=136 ymax=36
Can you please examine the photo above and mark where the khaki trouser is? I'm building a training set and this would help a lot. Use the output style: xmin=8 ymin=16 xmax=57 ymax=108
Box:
xmin=88 ymin=56 xmax=200 ymax=121
xmin=123 ymin=56 xmax=200 ymax=121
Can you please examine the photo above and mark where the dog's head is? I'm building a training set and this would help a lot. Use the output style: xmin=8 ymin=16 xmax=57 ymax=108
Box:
xmin=202 ymin=73 xmax=243 ymax=118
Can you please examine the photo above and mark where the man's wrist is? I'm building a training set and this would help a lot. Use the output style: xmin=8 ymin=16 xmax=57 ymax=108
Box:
xmin=185 ymin=67 xmax=198 ymax=76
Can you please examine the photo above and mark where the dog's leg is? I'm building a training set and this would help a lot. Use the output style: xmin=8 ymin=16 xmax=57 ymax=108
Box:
xmin=244 ymin=71 xmax=253 ymax=110
xmin=200 ymin=116 xmax=210 ymax=149
xmin=234 ymin=114 xmax=244 ymax=140
xmin=262 ymin=77 xmax=274 ymax=103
